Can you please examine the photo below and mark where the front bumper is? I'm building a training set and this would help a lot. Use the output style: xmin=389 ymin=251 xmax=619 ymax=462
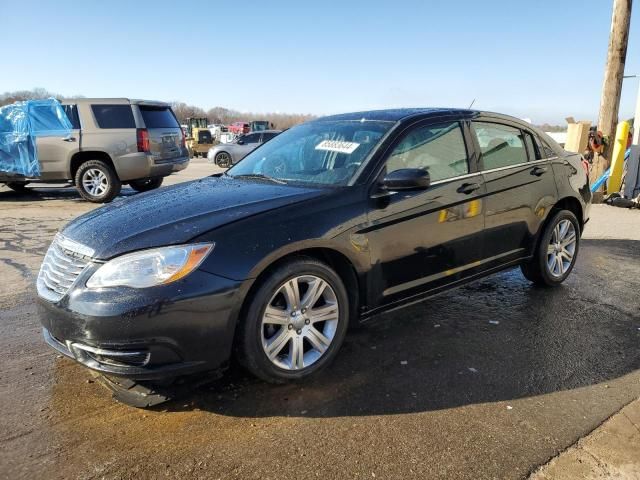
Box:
xmin=38 ymin=268 xmax=243 ymax=380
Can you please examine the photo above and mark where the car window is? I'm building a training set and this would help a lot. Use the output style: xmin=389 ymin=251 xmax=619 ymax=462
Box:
xmin=523 ymin=131 xmax=540 ymax=160
xmin=386 ymin=121 xmax=469 ymax=182
xmin=261 ymin=132 xmax=278 ymax=142
xmin=539 ymin=139 xmax=556 ymax=158
xmin=139 ymin=106 xmax=180 ymax=128
xmin=62 ymin=104 xmax=81 ymax=130
xmin=242 ymin=133 xmax=260 ymax=143
xmin=91 ymin=104 xmax=135 ymax=129
xmin=473 ymin=122 xmax=528 ymax=170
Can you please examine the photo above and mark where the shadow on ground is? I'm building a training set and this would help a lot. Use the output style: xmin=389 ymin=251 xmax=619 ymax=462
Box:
xmin=125 ymin=238 xmax=640 ymax=418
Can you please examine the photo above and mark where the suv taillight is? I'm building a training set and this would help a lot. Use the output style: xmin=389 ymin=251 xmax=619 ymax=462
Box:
xmin=137 ymin=128 xmax=150 ymax=153
xmin=180 ymin=129 xmax=186 ymax=148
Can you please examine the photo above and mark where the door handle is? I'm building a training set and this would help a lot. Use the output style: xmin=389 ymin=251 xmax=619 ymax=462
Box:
xmin=531 ymin=165 xmax=547 ymax=176
xmin=63 ymin=137 xmax=76 ymax=142
xmin=457 ymin=182 xmax=481 ymax=195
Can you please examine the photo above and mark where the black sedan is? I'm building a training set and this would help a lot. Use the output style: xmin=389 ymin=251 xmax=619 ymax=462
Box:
xmin=37 ymin=108 xmax=591 ymax=406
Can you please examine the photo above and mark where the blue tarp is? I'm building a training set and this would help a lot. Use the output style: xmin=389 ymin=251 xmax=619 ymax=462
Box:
xmin=0 ymin=98 xmax=72 ymax=177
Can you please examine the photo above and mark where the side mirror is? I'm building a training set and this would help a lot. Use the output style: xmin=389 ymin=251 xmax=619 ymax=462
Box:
xmin=237 ymin=139 xmax=245 ymax=145
xmin=381 ymin=168 xmax=430 ymax=191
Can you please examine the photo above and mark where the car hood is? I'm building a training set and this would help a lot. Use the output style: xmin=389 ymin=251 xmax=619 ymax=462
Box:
xmin=61 ymin=176 xmax=326 ymax=259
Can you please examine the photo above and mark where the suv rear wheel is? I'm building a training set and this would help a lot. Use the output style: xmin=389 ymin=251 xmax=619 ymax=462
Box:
xmin=129 ymin=177 xmax=163 ymax=193
xmin=75 ymin=160 xmax=121 ymax=203
xmin=521 ymin=209 xmax=580 ymax=286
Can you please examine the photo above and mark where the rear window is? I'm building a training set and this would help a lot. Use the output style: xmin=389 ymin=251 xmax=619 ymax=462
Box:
xmin=139 ymin=106 xmax=180 ymax=129
xmin=91 ymin=105 xmax=135 ymax=129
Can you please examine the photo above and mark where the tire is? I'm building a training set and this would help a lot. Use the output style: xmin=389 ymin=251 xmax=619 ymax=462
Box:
xmin=75 ymin=160 xmax=121 ymax=203
xmin=521 ymin=209 xmax=580 ymax=287
xmin=215 ymin=151 xmax=232 ymax=168
xmin=5 ymin=181 xmax=30 ymax=193
xmin=237 ymin=257 xmax=349 ymax=383
xmin=96 ymin=374 xmax=173 ymax=408
xmin=129 ymin=177 xmax=163 ymax=193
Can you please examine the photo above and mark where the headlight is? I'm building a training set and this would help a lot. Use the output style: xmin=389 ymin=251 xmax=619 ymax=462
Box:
xmin=86 ymin=243 xmax=214 ymax=289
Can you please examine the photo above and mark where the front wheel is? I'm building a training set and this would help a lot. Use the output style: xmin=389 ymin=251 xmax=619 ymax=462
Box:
xmin=129 ymin=177 xmax=163 ymax=192
xmin=215 ymin=152 xmax=232 ymax=168
xmin=75 ymin=160 xmax=121 ymax=203
xmin=521 ymin=210 xmax=580 ymax=286
xmin=237 ymin=257 xmax=349 ymax=383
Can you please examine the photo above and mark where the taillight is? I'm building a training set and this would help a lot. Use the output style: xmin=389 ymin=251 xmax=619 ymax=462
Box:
xmin=180 ymin=129 xmax=186 ymax=148
xmin=137 ymin=128 xmax=150 ymax=153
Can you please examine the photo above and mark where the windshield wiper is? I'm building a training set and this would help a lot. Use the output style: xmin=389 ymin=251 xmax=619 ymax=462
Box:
xmin=231 ymin=173 xmax=287 ymax=184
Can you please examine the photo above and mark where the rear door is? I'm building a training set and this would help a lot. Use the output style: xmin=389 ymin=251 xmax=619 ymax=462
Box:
xmin=137 ymin=105 xmax=186 ymax=162
xmin=35 ymin=103 xmax=81 ymax=180
xmin=366 ymin=119 xmax=486 ymax=306
xmin=472 ymin=119 xmax=558 ymax=266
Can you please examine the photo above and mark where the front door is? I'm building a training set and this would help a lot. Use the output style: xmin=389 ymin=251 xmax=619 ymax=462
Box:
xmin=366 ymin=120 xmax=486 ymax=307
xmin=471 ymin=120 xmax=558 ymax=266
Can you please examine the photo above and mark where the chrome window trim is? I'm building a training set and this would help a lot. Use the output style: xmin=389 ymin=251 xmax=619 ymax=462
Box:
xmin=479 ymin=158 xmax=551 ymax=175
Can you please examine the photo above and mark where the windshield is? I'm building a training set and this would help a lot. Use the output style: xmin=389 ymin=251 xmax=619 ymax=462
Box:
xmin=227 ymin=120 xmax=394 ymax=186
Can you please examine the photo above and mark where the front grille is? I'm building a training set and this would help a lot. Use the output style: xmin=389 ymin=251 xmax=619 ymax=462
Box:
xmin=37 ymin=235 xmax=93 ymax=302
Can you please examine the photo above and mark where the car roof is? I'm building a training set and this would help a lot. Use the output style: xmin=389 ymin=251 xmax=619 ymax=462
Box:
xmin=62 ymin=98 xmax=170 ymax=107
xmin=314 ymin=108 xmax=530 ymax=126
xmin=246 ymin=129 xmax=281 ymax=134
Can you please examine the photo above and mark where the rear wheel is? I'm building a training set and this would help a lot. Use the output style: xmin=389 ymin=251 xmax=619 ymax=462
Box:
xmin=237 ymin=257 xmax=349 ymax=383
xmin=215 ymin=151 xmax=232 ymax=168
xmin=521 ymin=210 xmax=580 ymax=286
xmin=75 ymin=160 xmax=121 ymax=203
xmin=129 ymin=177 xmax=163 ymax=193
xmin=5 ymin=181 xmax=30 ymax=193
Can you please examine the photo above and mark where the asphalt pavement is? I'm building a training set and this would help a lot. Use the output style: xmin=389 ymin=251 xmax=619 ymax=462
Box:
xmin=1 ymin=161 xmax=639 ymax=479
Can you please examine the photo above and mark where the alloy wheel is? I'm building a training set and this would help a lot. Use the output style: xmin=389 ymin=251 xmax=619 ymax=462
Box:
xmin=546 ymin=219 xmax=576 ymax=278
xmin=261 ymin=275 xmax=339 ymax=370
xmin=82 ymin=168 xmax=109 ymax=197
xmin=216 ymin=152 xmax=231 ymax=168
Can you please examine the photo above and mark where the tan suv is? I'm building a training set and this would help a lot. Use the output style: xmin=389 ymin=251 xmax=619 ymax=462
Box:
xmin=0 ymin=98 xmax=189 ymax=202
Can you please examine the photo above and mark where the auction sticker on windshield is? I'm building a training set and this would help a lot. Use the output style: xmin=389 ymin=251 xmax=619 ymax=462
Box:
xmin=315 ymin=140 xmax=360 ymax=154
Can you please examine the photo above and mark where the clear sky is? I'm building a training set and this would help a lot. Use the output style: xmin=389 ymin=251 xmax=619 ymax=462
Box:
xmin=1 ymin=0 xmax=638 ymax=124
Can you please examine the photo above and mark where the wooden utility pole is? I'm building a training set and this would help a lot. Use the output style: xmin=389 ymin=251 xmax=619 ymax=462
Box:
xmin=591 ymin=0 xmax=633 ymax=199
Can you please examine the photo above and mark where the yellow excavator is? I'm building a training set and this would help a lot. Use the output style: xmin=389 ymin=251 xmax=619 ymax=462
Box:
xmin=185 ymin=117 xmax=216 ymax=158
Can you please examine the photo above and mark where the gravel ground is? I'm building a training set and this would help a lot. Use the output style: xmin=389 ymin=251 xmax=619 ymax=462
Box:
xmin=1 ymin=162 xmax=639 ymax=479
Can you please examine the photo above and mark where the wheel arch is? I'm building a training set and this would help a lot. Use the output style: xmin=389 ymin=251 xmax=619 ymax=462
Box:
xmin=551 ymin=196 xmax=584 ymax=232
xmin=236 ymin=247 xmax=362 ymax=333
xmin=70 ymin=151 xmax=116 ymax=180
xmin=528 ymin=195 xmax=584 ymax=260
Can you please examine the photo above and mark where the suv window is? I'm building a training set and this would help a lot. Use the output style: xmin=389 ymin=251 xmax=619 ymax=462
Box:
xmin=139 ymin=106 xmax=179 ymax=128
xmin=473 ymin=122 xmax=528 ymax=170
xmin=62 ymin=104 xmax=80 ymax=129
xmin=386 ymin=121 xmax=469 ymax=182
xmin=91 ymin=104 xmax=135 ymax=129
